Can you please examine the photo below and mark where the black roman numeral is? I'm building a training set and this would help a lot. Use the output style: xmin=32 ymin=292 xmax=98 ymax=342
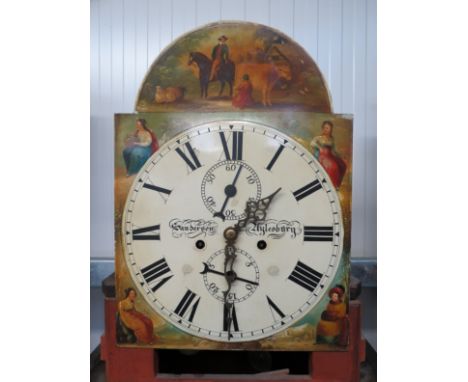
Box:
xmin=149 ymin=275 xmax=173 ymax=293
xmin=220 ymin=131 xmax=243 ymax=160
xmin=140 ymin=258 xmax=172 ymax=292
xmin=174 ymin=290 xmax=200 ymax=322
xmin=266 ymin=145 xmax=285 ymax=171
xmin=293 ymin=180 xmax=322 ymax=201
xmin=288 ymin=261 xmax=323 ymax=292
xmin=187 ymin=297 xmax=200 ymax=323
xmin=266 ymin=296 xmax=286 ymax=320
xmin=304 ymin=226 xmax=334 ymax=242
xmin=142 ymin=183 xmax=172 ymax=195
xmin=223 ymin=303 xmax=239 ymax=332
xmin=175 ymin=142 xmax=202 ymax=171
xmin=132 ymin=225 xmax=160 ymax=240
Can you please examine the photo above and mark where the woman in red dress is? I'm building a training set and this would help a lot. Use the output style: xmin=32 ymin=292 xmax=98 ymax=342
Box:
xmin=118 ymin=288 xmax=155 ymax=344
xmin=232 ymin=74 xmax=254 ymax=109
xmin=310 ymin=121 xmax=347 ymax=189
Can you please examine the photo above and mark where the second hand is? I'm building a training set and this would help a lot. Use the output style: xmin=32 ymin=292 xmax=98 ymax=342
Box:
xmin=213 ymin=164 xmax=243 ymax=220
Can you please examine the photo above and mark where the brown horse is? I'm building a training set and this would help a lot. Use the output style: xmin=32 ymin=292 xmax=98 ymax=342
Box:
xmin=235 ymin=61 xmax=292 ymax=106
xmin=188 ymin=52 xmax=235 ymax=98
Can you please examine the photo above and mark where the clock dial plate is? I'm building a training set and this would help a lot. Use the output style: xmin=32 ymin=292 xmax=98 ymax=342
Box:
xmin=122 ymin=121 xmax=344 ymax=342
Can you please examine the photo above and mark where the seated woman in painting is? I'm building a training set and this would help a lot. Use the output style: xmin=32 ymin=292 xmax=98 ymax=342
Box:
xmin=123 ymin=118 xmax=159 ymax=176
xmin=316 ymin=285 xmax=348 ymax=346
xmin=117 ymin=288 xmax=155 ymax=344
xmin=310 ymin=121 xmax=347 ymax=189
xmin=232 ymin=74 xmax=254 ymax=109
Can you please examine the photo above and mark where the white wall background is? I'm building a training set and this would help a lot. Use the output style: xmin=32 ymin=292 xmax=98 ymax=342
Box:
xmin=91 ymin=0 xmax=376 ymax=259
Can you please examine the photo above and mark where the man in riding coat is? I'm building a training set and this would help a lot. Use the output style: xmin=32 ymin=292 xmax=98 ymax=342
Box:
xmin=209 ymin=35 xmax=229 ymax=81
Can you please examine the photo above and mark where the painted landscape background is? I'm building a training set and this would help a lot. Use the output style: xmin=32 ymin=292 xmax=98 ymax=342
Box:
xmin=136 ymin=22 xmax=332 ymax=113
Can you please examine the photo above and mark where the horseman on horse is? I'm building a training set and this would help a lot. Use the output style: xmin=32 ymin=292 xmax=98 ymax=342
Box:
xmin=188 ymin=36 xmax=235 ymax=99
xmin=188 ymin=52 xmax=236 ymax=98
xmin=209 ymin=35 xmax=229 ymax=81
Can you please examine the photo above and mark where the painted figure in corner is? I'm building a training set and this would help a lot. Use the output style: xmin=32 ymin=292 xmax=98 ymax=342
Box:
xmin=123 ymin=118 xmax=159 ymax=176
xmin=310 ymin=121 xmax=347 ymax=189
xmin=316 ymin=285 xmax=349 ymax=346
xmin=117 ymin=287 xmax=155 ymax=344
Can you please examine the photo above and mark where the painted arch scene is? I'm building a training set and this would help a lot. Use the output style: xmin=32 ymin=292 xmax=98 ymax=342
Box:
xmin=136 ymin=21 xmax=332 ymax=113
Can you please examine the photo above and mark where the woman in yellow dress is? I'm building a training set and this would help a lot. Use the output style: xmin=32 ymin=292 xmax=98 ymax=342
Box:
xmin=118 ymin=288 xmax=155 ymax=344
xmin=316 ymin=285 xmax=348 ymax=345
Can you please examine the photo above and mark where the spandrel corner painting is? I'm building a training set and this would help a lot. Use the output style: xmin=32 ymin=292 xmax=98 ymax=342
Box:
xmin=136 ymin=21 xmax=332 ymax=113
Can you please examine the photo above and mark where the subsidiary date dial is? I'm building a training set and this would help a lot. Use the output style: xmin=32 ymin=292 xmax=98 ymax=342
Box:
xmin=201 ymin=249 xmax=260 ymax=303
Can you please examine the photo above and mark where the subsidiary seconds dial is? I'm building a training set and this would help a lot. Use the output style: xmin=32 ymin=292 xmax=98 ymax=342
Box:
xmin=201 ymin=160 xmax=261 ymax=220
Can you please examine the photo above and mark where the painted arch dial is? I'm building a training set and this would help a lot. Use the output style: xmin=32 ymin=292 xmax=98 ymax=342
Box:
xmin=122 ymin=121 xmax=344 ymax=343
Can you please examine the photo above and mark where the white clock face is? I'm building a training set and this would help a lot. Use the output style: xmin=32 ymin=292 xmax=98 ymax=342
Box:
xmin=122 ymin=121 xmax=344 ymax=343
